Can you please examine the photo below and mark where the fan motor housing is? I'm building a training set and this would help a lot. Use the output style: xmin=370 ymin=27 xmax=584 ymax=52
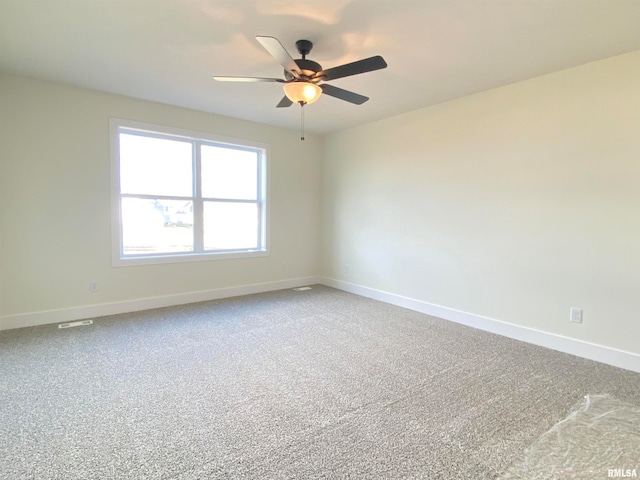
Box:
xmin=285 ymin=58 xmax=323 ymax=81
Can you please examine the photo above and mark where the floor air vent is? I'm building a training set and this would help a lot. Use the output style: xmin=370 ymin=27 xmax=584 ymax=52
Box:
xmin=293 ymin=287 xmax=312 ymax=291
xmin=58 ymin=320 xmax=93 ymax=329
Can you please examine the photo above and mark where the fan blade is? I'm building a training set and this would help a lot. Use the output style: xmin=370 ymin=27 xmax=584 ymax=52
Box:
xmin=276 ymin=96 xmax=293 ymax=108
xmin=320 ymin=84 xmax=369 ymax=105
xmin=314 ymin=55 xmax=387 ymax=82
xmin=213 ymin=76 xmax=285 ymax=83
xmin=256 ymin=36 xmax=301 ymax=78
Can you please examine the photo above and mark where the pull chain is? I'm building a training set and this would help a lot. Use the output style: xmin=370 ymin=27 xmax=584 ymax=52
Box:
xmin=300 ymin=102 xmax=305 ymax=141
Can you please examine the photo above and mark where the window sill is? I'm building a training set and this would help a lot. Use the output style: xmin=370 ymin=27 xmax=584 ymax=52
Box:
xmin=112 ymin=249 xmax=269 ymax=267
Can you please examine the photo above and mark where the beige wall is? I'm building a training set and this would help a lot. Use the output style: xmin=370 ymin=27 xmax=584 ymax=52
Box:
xmin=322 ymin=51 xmax=640 ymax=355
xmin=0 ymin=74 xmax=322 ymax=320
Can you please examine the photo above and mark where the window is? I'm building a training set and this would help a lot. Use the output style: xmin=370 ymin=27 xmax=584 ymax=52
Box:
xmin=110 ymin=119 xmax=268 ymax=266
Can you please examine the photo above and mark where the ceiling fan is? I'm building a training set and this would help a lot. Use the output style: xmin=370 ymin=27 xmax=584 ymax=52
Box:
xmin=213 ymin=36 xmax=388 ymax=108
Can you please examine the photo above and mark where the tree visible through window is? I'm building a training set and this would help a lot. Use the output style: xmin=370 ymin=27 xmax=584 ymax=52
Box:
xmin=111 ymin=120 xmax=268 ymax=265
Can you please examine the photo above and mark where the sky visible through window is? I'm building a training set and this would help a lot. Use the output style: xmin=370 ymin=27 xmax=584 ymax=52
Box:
xmin=119 ymin=132 xmax=259 ymax=255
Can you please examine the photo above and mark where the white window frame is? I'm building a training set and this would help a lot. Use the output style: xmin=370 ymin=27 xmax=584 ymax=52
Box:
xmin=110 ymin=118 xmax=269 ymax=266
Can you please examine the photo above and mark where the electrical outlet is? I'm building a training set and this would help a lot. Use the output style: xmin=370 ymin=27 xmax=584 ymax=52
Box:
xmin=570 ymin=307 xmax=583 ymax=324
xmin=89 ymin=281 xmax=99 ymax=293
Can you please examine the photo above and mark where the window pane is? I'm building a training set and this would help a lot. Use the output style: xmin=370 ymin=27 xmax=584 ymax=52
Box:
xmin=121 ymin=197 xmax=193 ymax=255
xmin=201 ymin=145 xmax=257 ymax=200
xmin=119 ymin=133 xmax=193 ymax=197
xmin=203 ymin=202 xmax=258 ymax=250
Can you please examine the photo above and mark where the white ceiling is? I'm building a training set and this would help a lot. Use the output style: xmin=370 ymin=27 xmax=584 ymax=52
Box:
xmin=1 ymin=0 xmax=639 ymax=134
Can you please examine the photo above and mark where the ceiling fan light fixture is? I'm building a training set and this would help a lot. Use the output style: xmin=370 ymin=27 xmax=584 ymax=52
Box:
xmin=283 ymin=81 xmax=321 ymax=105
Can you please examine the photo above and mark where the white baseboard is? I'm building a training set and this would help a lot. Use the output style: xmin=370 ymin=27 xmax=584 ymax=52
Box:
xmin=0 ymin=276 xmax=320 ymax=331
xmin=5 ymin=275 xmax=639 ymax=374
xmin=321 ymin=277 xmax=640 ymax=374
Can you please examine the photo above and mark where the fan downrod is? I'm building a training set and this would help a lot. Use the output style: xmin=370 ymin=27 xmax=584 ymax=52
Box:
xmin=285 ymin=40 xmax=321 ymax=80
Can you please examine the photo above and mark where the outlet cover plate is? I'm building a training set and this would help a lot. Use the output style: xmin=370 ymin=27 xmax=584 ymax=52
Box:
xmin=570 ymin=308 xmax=583 ymax=324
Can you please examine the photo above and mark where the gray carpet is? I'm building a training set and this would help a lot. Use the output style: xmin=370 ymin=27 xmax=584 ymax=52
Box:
xmin=1 ymin=285 xmax=639 ymax=479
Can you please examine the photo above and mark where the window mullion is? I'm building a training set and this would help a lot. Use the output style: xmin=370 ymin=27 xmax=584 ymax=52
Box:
xmin=193 ymin=141 xmax=204 ymax=252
